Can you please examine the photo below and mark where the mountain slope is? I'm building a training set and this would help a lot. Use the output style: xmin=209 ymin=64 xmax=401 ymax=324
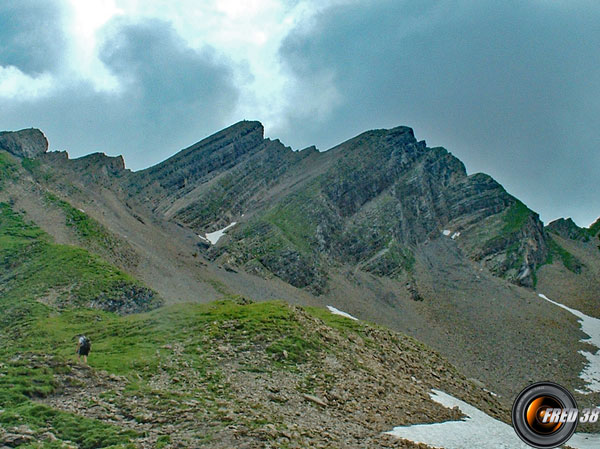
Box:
xmin=0 ymin=196 xmax=506 ymax=448
xmin=117 ymin=123 xmax=549 ymax=293
xmin=536 ymin=217 xmax=600 ymax=318
xmin=1 ymin=123 xmax=598 ymax=408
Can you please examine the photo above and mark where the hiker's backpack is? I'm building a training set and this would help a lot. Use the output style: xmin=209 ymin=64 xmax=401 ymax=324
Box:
xmin=81 ymin=336 xmax=91 ymax=351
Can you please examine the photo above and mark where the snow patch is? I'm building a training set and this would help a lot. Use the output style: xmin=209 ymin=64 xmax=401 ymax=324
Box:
xmin=451 ymin=231 xmax=461 ymax=239
xmin=386 ymin=390 xmax=530 ymax=448
xmin=442 ymin=229 xmax=451 ymax=236
xmin=205 ymin=222 xmax=237 ymax=245
xmin=326 ymin=306 xmax=358 ymax=321
xmin=197 ymin=234 xmax=209 ymax=243
xmin=568 ymin=433 xmax=600 ymax=448
xmin=539 ymin=293 xmax=600 ymax=393
xmin=386 ymin=389 xmax=596 ymax=449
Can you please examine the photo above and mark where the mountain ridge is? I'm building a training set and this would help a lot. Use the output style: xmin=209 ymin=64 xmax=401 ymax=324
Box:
xmin=4 ymin=120 xmax=598 ymax=296
xmin=2 ymin=120 xmax=599 ymax=407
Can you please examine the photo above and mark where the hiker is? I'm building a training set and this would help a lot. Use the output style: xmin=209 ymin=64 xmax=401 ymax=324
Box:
xmin=76 ymin=335 xmax=91 ymax=364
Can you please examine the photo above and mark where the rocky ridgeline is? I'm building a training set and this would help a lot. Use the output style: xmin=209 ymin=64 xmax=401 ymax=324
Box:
xmin=2 ymin=121 xmax=590 ymax=293
xmin=547 ymin=217 xmax=594 ymax=242
xmin=0 ymin=128 xmax=48 ymax=159
xmin=182 ymin=122 xmax=550 ymax=290
xmin=127 ymin=120 xmax=321 ymax=225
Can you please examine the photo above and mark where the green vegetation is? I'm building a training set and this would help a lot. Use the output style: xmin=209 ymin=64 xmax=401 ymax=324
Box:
xmin=0 ymin=202 xmax=159 ymax=313
xmin=264 ymin=184 xmax=322 ymax=254
xmin=0 ymin=200 xmax=334 ymax=446
xmin=305 ymin=306 xmax=366 ymax=336
xmin=588 ymin=218 xmax=600 ymax=238
xmin=0 ymin=398 xmax=137 ymax=449
xmin=0 ymin=151 xmax=17 ymax=186
xmin=1 ymin=295 xmax=327 ymax=446
xmin=363 ymin=242 xmax=415 ymax=277
xmin=477 ymin=201 xmax=533 ymax=278
xmin=21 ymin=157 xmax=42 ymax=174
xmin=155 ymin=435 xmax=172 ymax=449
xmin=545 ymin=237 xmax=582 ymax=274
xmin=44 ymin=193 xmax=136 ymax=264
xmin=222 ymin=217 xmax=326 ymax=293
xmin=45 ymin=193 xmax=111 ymax=242
xmin=502 ymin=200 xmax=531 ymax=234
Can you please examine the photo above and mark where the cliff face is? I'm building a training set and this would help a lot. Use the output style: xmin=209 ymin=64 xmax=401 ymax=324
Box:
xmin=0 ymin=128 xmax=48 ymax=159
xmin=112 ymin=121 xmax=550 ymax=291
xmin=125 ymin=121 xmax=319 ymax=225
xmin=16 ymin=121 xmax=555 ymax=292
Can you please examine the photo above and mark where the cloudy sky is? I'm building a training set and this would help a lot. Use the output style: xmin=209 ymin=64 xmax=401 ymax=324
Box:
xmin=1 ymin=0 xmax=599 ymax=226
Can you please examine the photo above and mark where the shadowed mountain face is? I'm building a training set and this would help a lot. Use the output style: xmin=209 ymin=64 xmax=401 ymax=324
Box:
xmin=2 ymin=121 xmax=599 ymax=406
xmin=123 ymin=121 xmax=549 ymax=293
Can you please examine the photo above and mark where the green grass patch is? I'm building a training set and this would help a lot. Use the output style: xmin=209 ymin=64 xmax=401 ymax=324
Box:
xmin=0 ymin=401 xmax=137 ymax=449
xmin=546 ymin=237 xmax=582 ymax=273
xmin=266 ymin=335 xmax=319 ymax=364
xmin=502 ymin=200 xmax=531 ymax=234
xmin=21 ymin=157 xmax=42 ymax=173
xmin=45 ymin=193 xmax=113 ymax=242
xmin=0 ymin=151 xmax=18 ymax=186
xmin=305 ymin=306 xmax=365 ymax=335
xmin=0 ymin=197 xmax=379 ymax=447
xmin=264 ymin=183 xmax=322 ymax=254
xmin=0 ymin=350 xmax=137 ymax=448
xmin=155 ymin=435 xmax=171 ymax=449
xmin=1 ymin=277 xmax=328 ymax=446
xmin=363 ymin=242 xmax=415 ymax=277
xmin=0 ymin=202 xmax=159 ymax=313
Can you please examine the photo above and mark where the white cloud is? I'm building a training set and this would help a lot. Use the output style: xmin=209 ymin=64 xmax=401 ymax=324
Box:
xmin=47 ymin=0 xmax=355 ymax=140
xmin=1 ymin=0 xmax=355 ymax=139
xmin=102 ymin=0 xmax=322 ymax=131
xmin=0 ymin=66 xmax=54 ymax=100
xmin=63 ymin=0 xmax=122 ymax=91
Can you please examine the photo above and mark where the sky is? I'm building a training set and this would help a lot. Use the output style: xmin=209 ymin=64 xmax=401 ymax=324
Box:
xmin=0 ymin=0 xmax=598 ymax=226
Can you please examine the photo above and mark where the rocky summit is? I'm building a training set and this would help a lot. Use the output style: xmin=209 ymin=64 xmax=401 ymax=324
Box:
xmin=0 ymin=128 xmax=48 ymax=159
xmin=1 ymin=121 xmax=599 ymax=448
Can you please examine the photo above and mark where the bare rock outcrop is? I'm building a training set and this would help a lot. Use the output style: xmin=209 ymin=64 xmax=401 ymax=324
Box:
xmin=0 ymin=128 xmax=48 ymax=158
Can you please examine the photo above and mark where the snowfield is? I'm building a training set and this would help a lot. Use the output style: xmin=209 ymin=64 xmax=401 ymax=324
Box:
xmin=386 ymin=390 xmax=530 ymax=448
xmin=326 ymin=306 xmax=358 ymax=321
xmin=204 ymin=222 xmax=237 ymax=245
xmin=539 ymin=293 xmax=600 ymax=394
xmin=386 ymin=389 xmax=599 ymax=449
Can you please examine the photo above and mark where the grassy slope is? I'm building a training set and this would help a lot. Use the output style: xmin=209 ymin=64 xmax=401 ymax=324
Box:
xmin=0 ymin=198 xmax=505 ymax=448
xmin=0 ymin=198 xmax=320 ymax=447
xmin=43 ymin=192 xmax=132 ymax=260
xmin=0 ymin=155 xmax=160 ymax=448
xmin=0 ymin=201 xmax=151 ymax=448
xmin=1 ymin=151 xmax=511 ymax=448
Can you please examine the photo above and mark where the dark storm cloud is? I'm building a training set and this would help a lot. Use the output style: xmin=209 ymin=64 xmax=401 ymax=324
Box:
xmin=99 ymin=19 xmax=238 ymax=125
xmin=0 ymin=0 xmax=66 ymax=74
xmin=0 ymin=18 xmax=239 ymax=169
xmin=279 ymin=0 xmax=600 ymax=226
